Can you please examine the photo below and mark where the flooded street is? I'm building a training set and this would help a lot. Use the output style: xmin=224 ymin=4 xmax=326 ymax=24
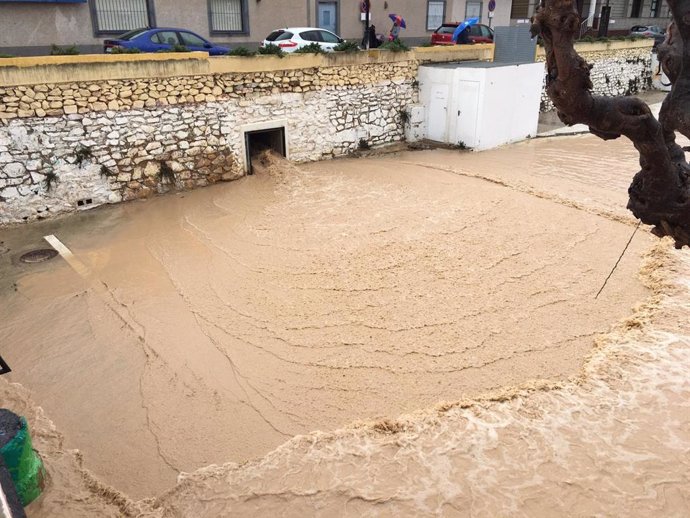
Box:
xmin=0 ymin=134 xmax=688 ymax=516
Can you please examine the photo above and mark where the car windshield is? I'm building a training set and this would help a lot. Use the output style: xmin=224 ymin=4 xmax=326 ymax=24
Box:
xmin=437 ymin=25 xmax=457 ymax=34
xmin=266 ymin=30 xmax=293 ymax=42
xmin=117 ymin=29 xmax=148 ymax=41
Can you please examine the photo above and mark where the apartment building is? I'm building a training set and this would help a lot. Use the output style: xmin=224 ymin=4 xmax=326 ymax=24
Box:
xmin=0 ymin=0 xmax=512 ymax=55
xmin=511 ymin=0 xmax=671 ymax=33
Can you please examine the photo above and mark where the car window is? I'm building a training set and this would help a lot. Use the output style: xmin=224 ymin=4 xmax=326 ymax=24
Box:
xmin=179 ymin=31 xmax=207 ymax=47
xmin=152 ymin=31 xmax=180 ymax=45
xmin=119 ymin=29 xmax=148 ymax=41
xmin=319 ymin=30 xmax=340 ymax=43
xmin=300 ymin=30 xmax=321 ymax=42
xmin=267 ymin=30 xmax=293 ymax=41
xmin=469 ymin=25 xmax=481 ymax=36
xmin=481 ymin=25 xmax=492 ymax=37
xmin=437 ymin=25 xmax=457 ymax=34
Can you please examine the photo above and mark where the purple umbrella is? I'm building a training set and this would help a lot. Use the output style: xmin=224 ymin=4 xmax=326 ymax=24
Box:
xmin=388 ymin=13 xmax=407 ymax=29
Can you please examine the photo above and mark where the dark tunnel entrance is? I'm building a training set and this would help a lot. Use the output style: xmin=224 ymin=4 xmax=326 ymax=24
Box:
xmin=245 ymin=127 xmax=286 ymax=175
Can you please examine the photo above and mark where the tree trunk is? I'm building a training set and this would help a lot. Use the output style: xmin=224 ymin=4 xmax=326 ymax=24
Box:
xmin=530 ymin=0 xmax=690 ymax=248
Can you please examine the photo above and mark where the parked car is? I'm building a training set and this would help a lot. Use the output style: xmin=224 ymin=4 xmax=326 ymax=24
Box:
xmin=430 ymin=23 xmax=494 ymax=45
xmin=261 ymin=27 xmax=344 ymax=52
xmin=104 ymin=28 xmax=229 ymax=55
xmin=630 ymin=25 xmax=665 ymax=45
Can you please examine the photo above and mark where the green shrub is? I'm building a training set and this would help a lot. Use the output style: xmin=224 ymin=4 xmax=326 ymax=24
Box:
xmin=158 ymin=44 xmax=190 ymax=53
xmin=258 ymin=43 xmax=285 ymax=57
xmin=50 ymin=44 xmax=79 ymax=55
xmin=227 ymin=46 xmax=256 ymax=57
xmin=0 ymin=54 xmax=13 ymax=58
xmin=109 ymin=47 xmax=142 ymax=54
xmin=294 ymin=42 xmax=326 ymax=54
xmin=380 ymin=39 xmax=410 ymax=52
xmin=333 ymin=40 xmax=361 ymax=53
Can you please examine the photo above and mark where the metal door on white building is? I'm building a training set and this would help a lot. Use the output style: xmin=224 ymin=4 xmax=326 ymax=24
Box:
xmin=428 ymin=83 xmax=449 ymax=142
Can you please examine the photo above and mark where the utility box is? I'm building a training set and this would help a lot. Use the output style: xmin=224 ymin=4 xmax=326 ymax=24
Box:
xmin=418 ymin=61 xmax=544 ymax=150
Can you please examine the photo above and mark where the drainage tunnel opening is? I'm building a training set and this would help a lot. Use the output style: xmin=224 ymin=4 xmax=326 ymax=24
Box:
xmin=245 ymin=127 xmax=286 ymax=175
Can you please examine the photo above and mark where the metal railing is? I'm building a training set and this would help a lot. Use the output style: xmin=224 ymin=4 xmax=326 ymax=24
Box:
xmin=578 ymin=18 xmax=590 ymax=39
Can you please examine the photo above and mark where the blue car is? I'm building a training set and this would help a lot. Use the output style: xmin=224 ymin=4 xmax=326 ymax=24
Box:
xmin=104 ymin=28 xmax=229 ymax=55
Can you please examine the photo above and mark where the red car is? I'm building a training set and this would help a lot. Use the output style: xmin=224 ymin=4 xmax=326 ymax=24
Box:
xmin=430 ymin=23 xmax=494 ymax=45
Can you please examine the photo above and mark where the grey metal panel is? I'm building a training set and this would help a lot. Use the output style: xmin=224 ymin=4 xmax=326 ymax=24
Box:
xmin=493 ymin=25 xmax=537 ymax=63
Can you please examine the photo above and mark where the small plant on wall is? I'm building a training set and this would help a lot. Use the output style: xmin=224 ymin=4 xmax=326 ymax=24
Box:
xmin=380 ymin=39 xmax=410 ymax=52
xmin=258 ymin=43 xmax=285 ymax=58
xmin=100 ymin=165 xmax=115 ymax=178
xmin=43 ymin=171 xmax=58 ymax=192
xmin=227 ymin=47 xmax=256 ymax=57
xmin=74 ymin=145 xmax=93 ymax=168
xmin=50 ymin=44 xmax=79 ymax=55
xmin=334 ymin=40 xmax=361 ymax=53
xmin=109 ymin=47 xmax=142 ymax=54
xmin=294 ymin=42 xmax=326 ymax=54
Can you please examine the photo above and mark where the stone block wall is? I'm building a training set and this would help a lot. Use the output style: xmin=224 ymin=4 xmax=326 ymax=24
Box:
xmin=0 ymin=61 xmax=415 ymax=225
xmin=536 ymin=41 xmax=653 ymax=112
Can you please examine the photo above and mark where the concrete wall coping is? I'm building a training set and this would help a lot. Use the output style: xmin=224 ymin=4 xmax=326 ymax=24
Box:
xmin=0 ymin=45 xmax=494 ymax=87
xmin=535 ymin=38 xmax=654 ymax=58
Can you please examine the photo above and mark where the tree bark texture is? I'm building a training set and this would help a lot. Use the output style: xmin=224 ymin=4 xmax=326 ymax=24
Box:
xmin=531 ymin=0 xmax=690 ymax=248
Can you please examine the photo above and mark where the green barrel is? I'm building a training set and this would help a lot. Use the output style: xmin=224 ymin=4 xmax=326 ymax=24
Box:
xmin=0 ymin=410 xmax=45 ymax=506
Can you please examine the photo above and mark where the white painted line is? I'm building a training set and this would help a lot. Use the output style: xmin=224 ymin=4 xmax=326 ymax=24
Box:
xmin=43 ymin=234 xmax=91 ymax=278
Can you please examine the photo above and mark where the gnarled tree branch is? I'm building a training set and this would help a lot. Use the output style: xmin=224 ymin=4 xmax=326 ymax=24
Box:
xmin=531 ymin=0 xmax=690 ymax=248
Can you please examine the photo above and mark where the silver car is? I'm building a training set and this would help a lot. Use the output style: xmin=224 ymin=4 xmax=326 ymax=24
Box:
xmin=261 ymin=27 xmax=344 ymax=53
xmin=630 ymin=25 xmax=665 ymax=45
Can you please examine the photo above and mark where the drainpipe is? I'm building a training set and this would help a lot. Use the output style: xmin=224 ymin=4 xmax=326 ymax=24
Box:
xmin=306 ymin=0 xmax=311 ymax=26
xmin=587 ymin=0 xmax=597 ymax=27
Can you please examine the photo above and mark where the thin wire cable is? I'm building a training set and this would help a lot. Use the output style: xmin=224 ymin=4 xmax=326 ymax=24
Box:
xmin=595 ymin=221 xmax=642 ymax=299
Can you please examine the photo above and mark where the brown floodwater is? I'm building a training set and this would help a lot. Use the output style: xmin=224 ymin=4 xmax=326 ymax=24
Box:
xmin=0 ymin=135 xmax=687 ymax=516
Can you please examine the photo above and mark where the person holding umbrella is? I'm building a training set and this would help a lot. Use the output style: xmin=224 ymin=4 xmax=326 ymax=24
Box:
xmin=453 ymin=17 xmax=479 ymax=44
xmin=388 ymin=13 xmax=406 ymax=42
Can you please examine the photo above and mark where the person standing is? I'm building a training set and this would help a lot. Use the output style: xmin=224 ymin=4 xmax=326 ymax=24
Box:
xmin=454 ymin=25 xmax=471 ymax=44
xmin=389 ymin=21 xmax=401 ymax=41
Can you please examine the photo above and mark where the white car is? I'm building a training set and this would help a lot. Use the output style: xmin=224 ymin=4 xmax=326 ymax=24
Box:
xmin=261 ymin=27 xmax=344 ymax=52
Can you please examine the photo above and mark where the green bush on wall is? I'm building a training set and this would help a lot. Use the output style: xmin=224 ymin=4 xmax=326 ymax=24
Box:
xmin=110 ymin=47 xmax=142 ymax=54
xmin=257 ymin=43 xmax=285 ymax=57
xmin=227 ymin=47 xmax=256 ymax=56
xmin=294 ymin=42 xmax=326 ymax=54
xmin=333 ymin=40 xmax=361 ymax=53
xmin=380 ymin=39 xmax=410 ymax=52
xmin=50 ymin=44 xmax=79 ymax=55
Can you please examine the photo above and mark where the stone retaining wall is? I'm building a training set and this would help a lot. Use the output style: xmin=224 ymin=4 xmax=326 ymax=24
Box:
xmin=536 ymin=40 xmax=654 ymax=112
xmin=0 ymin=51 xmax=443 ymax=225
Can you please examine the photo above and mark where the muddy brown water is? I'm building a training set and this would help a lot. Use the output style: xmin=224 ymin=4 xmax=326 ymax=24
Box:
xmin=0 ymin=137 xmax=688 ymax=516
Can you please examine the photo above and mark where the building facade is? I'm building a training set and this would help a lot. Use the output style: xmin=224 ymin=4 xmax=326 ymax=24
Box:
xmin=0 ymin=0 xmax=512 ymax=56
xmin=510 ymin=0 xmax=672 ymax=33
